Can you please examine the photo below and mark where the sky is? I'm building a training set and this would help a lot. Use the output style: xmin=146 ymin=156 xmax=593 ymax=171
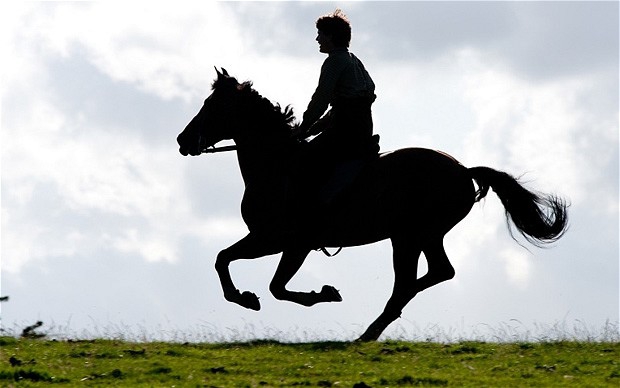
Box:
xmin=1 ymin=1 xmax=618 ymax=342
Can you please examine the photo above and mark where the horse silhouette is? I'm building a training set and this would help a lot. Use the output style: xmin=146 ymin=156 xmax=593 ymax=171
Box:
xmin=177 ymin=68 xmax=568 ymax=341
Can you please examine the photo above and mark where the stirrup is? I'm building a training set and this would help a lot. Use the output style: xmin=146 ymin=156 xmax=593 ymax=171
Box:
xmin=317 ymin=247 xmax=343 ymax=257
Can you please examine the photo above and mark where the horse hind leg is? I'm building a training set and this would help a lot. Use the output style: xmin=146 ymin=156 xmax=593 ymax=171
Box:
xmin=415 ymin=237 xmax=455 ymax=294
xmin=357 ymin=235 xmax=455 ymax=342
xmin=358 ymin=236 xmax=422 ymax=341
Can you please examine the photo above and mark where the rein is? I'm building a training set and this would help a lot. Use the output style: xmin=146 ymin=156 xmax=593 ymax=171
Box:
xmin=201 ymin=145 xmax=238 ymax=154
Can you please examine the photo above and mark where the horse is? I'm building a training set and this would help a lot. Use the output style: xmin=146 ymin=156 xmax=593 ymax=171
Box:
xmin=177 ymin=68 xmax=568 ymax=341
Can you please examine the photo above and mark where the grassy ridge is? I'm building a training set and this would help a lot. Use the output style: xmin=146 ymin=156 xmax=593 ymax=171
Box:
xmin=1 ymin=337 xmax=618 ymax=386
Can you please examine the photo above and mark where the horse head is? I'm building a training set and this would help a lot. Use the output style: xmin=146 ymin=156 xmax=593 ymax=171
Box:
xmin=177 ymin=67 xmax=243 ymax=156
xmin=178 ymin=68 xmax=298 ymax=157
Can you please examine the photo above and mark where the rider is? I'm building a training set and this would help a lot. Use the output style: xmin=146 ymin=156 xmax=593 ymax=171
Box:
xmin=296 ymin=9 xmax=379 ymax=205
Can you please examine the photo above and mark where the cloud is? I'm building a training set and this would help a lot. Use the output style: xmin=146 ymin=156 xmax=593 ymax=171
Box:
xmin=459 ymin=49 xmax=618 ymax=210
xmin=499 ymin=2 xmax=618 ymax=80
xmin=1 ymin=3 xmax=253 ymax=273
xmin=10 ymin=2 xmax=246 ymax=102
xmin=499 ymin=247 xmax=531 ymax=289
xmin=357 ymin=2 xmax=618 ymax=80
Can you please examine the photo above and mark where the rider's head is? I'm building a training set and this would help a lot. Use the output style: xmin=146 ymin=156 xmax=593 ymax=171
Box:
xmin=316 ymin=9 xmax=351 ymax=49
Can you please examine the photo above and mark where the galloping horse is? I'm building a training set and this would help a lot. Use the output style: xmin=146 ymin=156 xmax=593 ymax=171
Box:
xmin=177 ymin=68 xmax=568 ymax=341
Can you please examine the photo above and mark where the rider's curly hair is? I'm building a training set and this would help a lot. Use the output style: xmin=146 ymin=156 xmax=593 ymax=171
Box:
xmin=316 ymin=9 xmax=351 ymax=48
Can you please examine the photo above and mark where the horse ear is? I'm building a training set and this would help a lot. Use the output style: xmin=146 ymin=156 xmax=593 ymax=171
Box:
xmin=215 ymin=67 xmax=230 ymax=82
xmin=215 ymin=66 xmax=224 ymax=80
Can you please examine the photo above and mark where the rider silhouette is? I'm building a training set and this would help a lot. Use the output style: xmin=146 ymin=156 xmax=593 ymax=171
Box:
xmin=296 ymin=9 xmax=379 ymax=206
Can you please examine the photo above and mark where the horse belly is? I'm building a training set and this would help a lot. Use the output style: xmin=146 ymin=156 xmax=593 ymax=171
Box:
xmin=321 ymin=148 xmax=476 ymax=245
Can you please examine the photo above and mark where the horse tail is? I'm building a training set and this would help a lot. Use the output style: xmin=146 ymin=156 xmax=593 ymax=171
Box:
xmin=468 ymin=166 xmax=569 ymax=247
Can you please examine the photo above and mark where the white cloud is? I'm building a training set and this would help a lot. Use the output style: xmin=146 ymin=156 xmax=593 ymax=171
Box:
xmin=459 ymin=49 xmax=617 ymax=208
xmin=499 ymin=247 xmax=532 ymax=290
xmin=9 ymin=2 xmax=246 ymax=102
xmin=0 ymin=3 xmax=258 ymax=274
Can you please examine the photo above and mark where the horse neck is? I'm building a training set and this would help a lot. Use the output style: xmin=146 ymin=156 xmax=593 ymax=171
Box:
xmin=231 ymin=90 xmax=295 ymax=187
xmin=233 ymin=124 xmax=292 ymax=187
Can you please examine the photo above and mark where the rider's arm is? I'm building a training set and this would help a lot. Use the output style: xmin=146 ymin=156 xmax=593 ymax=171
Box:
xmin=300 ymin=53 xmax=348 ymax=133
xmin=307 ymin=109 xmax=332 ymax=136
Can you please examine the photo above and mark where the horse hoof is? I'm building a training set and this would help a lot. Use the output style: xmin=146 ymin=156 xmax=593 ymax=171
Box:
xmin=356 ymin=330 xmax=380 ymax=342
xmin=240 ymin=291 xmax=261 ymax=311
xmin=321 ymin=285 xmax=343 ymax=302
xmin=355 ymin=335 xmax=376 ymax=342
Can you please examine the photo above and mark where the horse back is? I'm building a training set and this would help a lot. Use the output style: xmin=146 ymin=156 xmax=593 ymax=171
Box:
xmin=367 ymin=147 xmax=472 ymax=203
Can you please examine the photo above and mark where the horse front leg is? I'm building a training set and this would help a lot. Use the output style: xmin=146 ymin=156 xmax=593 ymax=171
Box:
xmin=215 ymin=233 xmax=282 ymax=311
xmin=269 ymin=248 xmax=343 ymax=307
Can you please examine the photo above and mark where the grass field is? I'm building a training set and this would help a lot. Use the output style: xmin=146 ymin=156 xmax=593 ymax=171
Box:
xmin=1 ymin=337 xmax=618 ymax=387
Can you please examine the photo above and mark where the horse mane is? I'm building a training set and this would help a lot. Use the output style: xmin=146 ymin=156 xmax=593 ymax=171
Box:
xmin=241 ymin=82 xmax=296 ymax=131
xmin=212 ymin=77 xmax=297 ymax=138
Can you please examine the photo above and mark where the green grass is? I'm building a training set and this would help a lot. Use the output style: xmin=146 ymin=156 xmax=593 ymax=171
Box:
xmin=1 ymin=337 xmax=618 ymax=387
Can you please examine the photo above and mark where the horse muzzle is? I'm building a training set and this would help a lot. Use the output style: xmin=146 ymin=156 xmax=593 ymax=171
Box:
xmin=177 ymin=133 xmax=205 ymax=156
xmin=178 ymin=145 xmax=203 ymax=156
